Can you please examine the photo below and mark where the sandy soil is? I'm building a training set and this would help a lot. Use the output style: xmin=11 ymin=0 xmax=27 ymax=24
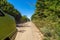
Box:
xmin=15 ymin=22 xmax=43 ymax=40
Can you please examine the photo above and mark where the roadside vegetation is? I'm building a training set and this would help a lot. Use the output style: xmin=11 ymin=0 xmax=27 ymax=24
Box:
xmin=21 ymin=15 xmax=30 ymax=23
xmin=0 ymin=0 xmax=30 ymax=23
xmin=31 ymin=0 xmax=60 ymax=40
xmin=0 ymin=0 xmax=30 ymax=40
xmin=0 ymin=0 xmax=22 ymax=23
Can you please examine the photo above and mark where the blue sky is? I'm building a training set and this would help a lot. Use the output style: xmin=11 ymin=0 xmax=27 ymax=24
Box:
xmin=8 ymin=0 xmax=37 ymax=18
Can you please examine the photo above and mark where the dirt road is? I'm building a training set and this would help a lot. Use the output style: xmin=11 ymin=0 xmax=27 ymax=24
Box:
xmin=15 ymin=22 xmax=43 ymax=40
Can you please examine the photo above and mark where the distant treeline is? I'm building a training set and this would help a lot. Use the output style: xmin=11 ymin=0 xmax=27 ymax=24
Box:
xmin=31 ymin=0 xmax=60 ymax=40
xmin=0 ymin=0 xmax=30 ymax=23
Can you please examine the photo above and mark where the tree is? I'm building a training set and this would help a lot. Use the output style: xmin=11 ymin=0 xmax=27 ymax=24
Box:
xmin=31 ymin=0 xmax=60 ymax=40
xmin=32 ymin=0 xmax=60 ymax=20
xmin=21 ymin=15 xmax=30 ymax=23
xmin=0 ymin=0 xmax=22 ymax=23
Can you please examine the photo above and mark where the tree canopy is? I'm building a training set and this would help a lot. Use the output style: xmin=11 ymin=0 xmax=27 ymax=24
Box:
xmin=21 ymin=15 xmax=30 ymax=23
xmin=31 ymin=0 xmax=60 ymax=40
xmin=0 ymin=0 xmax=22 ymax=23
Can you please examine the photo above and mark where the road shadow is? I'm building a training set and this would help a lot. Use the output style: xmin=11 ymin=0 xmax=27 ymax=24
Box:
xmin=16 ymin=25 xmax=24 ymax=27
xmin=16 ymin=24 xmax=30 ymax=27
xmin=18 ymin=30 xmax=26 ymax=33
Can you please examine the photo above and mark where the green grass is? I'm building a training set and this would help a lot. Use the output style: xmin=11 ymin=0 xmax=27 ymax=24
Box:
xmin=0 ymin=14 xmax=16 ymax=40
xmin=32 ymin=17 xmax=60 ymax=40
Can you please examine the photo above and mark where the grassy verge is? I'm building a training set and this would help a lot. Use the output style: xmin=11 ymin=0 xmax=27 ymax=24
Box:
xmin=32 ymin=18 xmax=60 ymax=40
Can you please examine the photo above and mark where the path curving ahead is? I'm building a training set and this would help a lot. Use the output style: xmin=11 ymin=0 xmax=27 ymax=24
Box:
xmin=15 ymin=22 xmax=43 ymax=40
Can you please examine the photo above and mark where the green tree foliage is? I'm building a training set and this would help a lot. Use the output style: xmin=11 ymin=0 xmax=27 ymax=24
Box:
xmin=0 ymin=0 xmax=22 ymax=23
xmin=21 ymin=15 xmax=30 ymax=23
xmin=31 ymin=0 xmax=60 ymax=40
